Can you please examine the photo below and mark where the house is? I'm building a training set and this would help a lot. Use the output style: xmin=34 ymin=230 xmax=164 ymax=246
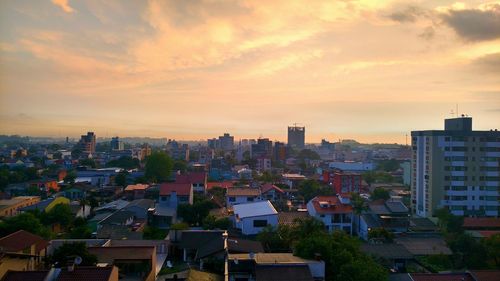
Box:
xmin=27 ymin=179 xmax=59 ymax=193
xmin=63 ymin=188 xmax=85 ymax=200
xmin=322 ymin=171 xmax=362 ymax=194
xmin=2 ymin=266 xmax=119 ymax=281
xmin=281 ymin=173 xmax=306 ymax=188
xmin=175 ymin=172 xmax=207 ymax=193
xmin=226 ymin=188 xmax=261 ymax=207
xmin=124 ymin=184 xmax=150 ymax=200
xmin=206 ymin=181 xmax=234 ymax=191
xmin=394 ymin=235 xmax=452 ymax=256
xmin=170 ymin=230 xmax=226 ymax=269
xmin=360 ymin=243 xmax=414 ymax=272
xmin=159 ymin=183 xmax=193 ymax=208
xmin=228 ymin=253 xmax=325 ymax=281
xmin=0 ymin=196 xmax=40 ymax=218
xmin=0 ymin=230 xmax=48 ymax=279
xmin=233 ymin=201 xmax=278 ymax=235
xmin=96 ymin=210 xmax=141 ymax=239
xmin=307 ymin=195 xmax=353 ymax=234
xmin=124 ymin=199 xmax=155 ymax=220
xmin=389 ymin=271 xmax=500 ymax=281
xmin=19 ymin=196 xmax=70 ymax=213
xmin=260 ymin=183 xmax=285 ymax=202
xmin=88 ymin=246 xmax=157 ymax=281
xmin=463 ymin=217 xmax=500 ymax=238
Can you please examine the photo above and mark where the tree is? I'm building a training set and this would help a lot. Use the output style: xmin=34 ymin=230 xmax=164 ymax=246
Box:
xmin=376 ymin=159 xmax=400 ymax=172
xmin=177 ymin=199 xmax=215 ymax=226
xmin=69 ymin=218 xmax=92 ymax=239
xmin=172 ymin=160 xmax=188 ymax=173
xmin=115 ymin=171 xmax=128 ymax=187
xmin=483 ymin=234 xmax=500 ymax=268
xmin=256 ymin=225 xmax=290 ymax=252
xmin=0 ymin=212 xmax=49 ymax=238
xmin=351 ymin=193 xmax=367 ymax=236
xmin=105 ymin=156 xmax=140 ymax=169
xmin=64 ymin=171 xmax=77 ymax=184
xmin=143 ymin=226 xmax=167 ymax=240
xmin=297 ymin=179 xmax=321 ymax=202
xmin=203 ymin=215 xmax=231 ymax=230
xmin=79 ymin=158 xmax=97 ymax=168
xmin=42 ymin=203 xmax=74 ymax=228
xmin=368 ymin=228 xmax=394 ymax=242
xmin=48 ymin=242 xmax=97 ymax=267
xmin=145 ymin=152 xmax=173 ymax=183
xmin=371 ymin=188 xmax=390 ymax=201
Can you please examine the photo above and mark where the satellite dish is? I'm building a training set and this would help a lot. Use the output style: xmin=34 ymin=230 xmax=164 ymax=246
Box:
xmin=74 ymin=256 xmax=82 ymax=265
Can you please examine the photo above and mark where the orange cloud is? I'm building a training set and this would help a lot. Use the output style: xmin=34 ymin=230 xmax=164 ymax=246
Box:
xmin=51 ymin=0 xmax=75 ymax=13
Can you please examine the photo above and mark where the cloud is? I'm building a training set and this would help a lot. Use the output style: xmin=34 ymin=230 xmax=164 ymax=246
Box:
xmin=473 ymin=52 xmax=500 ymax=73
xmin=388 ymin=6 xmax=427 ymax=23
xmin=51 ymin=0 xmax=75 ymax=13
xmin=441 ymin=3 xmax=500 ymax=41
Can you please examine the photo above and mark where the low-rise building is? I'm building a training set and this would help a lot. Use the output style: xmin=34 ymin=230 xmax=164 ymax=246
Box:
xmin=159 ymin=183 xmax=193 ymax=208
xmin=0 ymin=196 xmax=40 ymax=218
xmin=307 ymin=195 xmax=353 ymax=234
xmin=260 ymin=183 xmax=285 ymax=202
xmin=124 ymin=184 xmax=150 ymax=200
xmin=233 ymin=200 xmax=278 ymax=235
xmin=226 ymin=188 xmax=261 ymax=207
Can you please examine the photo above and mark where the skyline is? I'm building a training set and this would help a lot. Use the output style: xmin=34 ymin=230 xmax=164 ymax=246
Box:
xmin=1 ymin=0 xmax=499 ymax=143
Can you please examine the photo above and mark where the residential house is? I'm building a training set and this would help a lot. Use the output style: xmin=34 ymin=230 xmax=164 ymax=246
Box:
xmin=124 ymin=184 xmax=150 ymax=200
xmin=0 ymin=230 xmax=48 ymax=279
xmin=361 ymin=243 xmax=414 ymax=272
xmin=226 ymin=188 xmax=261 ymax=207
xmin=159 ymin=183 xmax=193 ymax=208
xmin=0 ymin=196 xmax=40 ymax=218
xmin=175 ymin=172 xmax=207 ymax=193
xmin=307 ymin=195 xmax=353 ymax=234
xmin=63 ymin=188 xmax=85 ymax=200
xmin=233 ymin=201 xmax=278 ymax=235
xmin=463 ymin=217 xmax=500 ymax=239
xmin=19 ymin=196 xmax=70 ymax=213
xmin=2 ymin=266 xmax=119 ymax=281
xmin=228 ymin=253 xmax=325 ymax=281
xmin=260 ymin=184 xmax=285 ymax=202
xmin=88 ymin=246 xmax=157 ymax=281
xmin=27 ymin=179 xmax=59 ymax=194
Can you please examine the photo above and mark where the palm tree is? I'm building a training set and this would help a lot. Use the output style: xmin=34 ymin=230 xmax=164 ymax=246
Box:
xmin=351 ymin=193 xmax=368 ymax=237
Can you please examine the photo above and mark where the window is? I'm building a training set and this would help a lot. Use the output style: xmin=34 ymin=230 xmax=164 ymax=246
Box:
xmin=229 ymin=197 xmax=235 ymax=202
xmin=247 ymin=197 xmax=254 ymax=201
xmin=253 ymin=220 xmax=268 ymax=227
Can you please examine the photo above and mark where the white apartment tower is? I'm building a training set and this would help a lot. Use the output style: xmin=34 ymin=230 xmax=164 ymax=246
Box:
xmin=411 ymin=117 xmax=500 ymax=217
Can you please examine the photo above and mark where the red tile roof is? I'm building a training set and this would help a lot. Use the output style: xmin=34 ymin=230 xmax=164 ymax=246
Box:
xmin=261 ymin=183 xmax=284 ymax=194
xmin=56 ymin=266 xmax=117 ymax=281
xmin=310 ymin=196 xmax=353 ymax=214
xmin=206 ymin=181 xmax=234 ymax=190
xmin=470 ymin=270 xmax=500 ymax=281
xmin=463 ymin=217 xmax=500 ymax=229
xmin=159 ymin=183 xmax=192 ymax=196
xmin=0 ymin=230 xmax=48 ymax=253
xmin=226 ymin=188 xmax=260 ymax=197
xmin=175 ymin=172 xmax=207 ymax=184
xmin=124 ymin=184 xmax=149 ymax=191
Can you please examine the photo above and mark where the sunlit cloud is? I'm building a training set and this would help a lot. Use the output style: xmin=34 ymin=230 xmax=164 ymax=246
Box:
xmin=51 ymin=0 xmax=75 ymax=13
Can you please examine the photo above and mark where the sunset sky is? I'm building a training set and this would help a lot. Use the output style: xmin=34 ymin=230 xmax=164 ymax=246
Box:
xmin=0 ymin=0 xmax=499 ymax=143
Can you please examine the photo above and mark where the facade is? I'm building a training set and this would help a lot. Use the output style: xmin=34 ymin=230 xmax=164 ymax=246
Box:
xmin=273 ymin=141 xmax=287 ymax=163
xmin=110 ymin=136 xmax=124 ymax=151
xmin=288 ymin=125 xmax=305 ymax=149
xmin=411 ymin=117 xmax=500 ymax=217
xmin=233 ymin=201 xmax=278 ymax=235
xmin=78 ymin=132 xmax=96 ymax=154
xmin=219 ymin=133 xmax=234 ymax=151
xmin=307 ymin=195 xmax=353 ymax=234
xmin=159 ymin=183 xmax=193 ymax=208
xmin=0 ymin=196 xmax=40 ymax=218
xmin=322 ymin=171 xmax=362 ymax=194
xmin=256 ymin=157 xmax=271 ymax=171
xmin=251 ymin=138 xmax=272 ymax=159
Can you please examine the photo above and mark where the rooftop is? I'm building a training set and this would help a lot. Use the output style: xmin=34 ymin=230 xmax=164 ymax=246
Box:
xmin=56 ymin=266 xmax=117 ymax=281
xmin=394 ymin=236 xmax=452 ymax=256
xmin=463 ymin=217 xmax=500 ymax=229
xmin=228 ymin=253 xmax=320 ymax=265
xmin=159 ymin=182 xmax=192 ymax=196
xmin=0 ymin=230 xmax=48 ymax=253
xmin=309 ymin=196 xmax=353 ymax=214
xmin=124 ymin=184 xmax=149 ymax=191
xmin=261 ymin=183 xmax=284 ymax=194
xmin=233 ymin=200 xmax=277 ymax=219
xmin=227 ymin=188 xmax=260 ymax=197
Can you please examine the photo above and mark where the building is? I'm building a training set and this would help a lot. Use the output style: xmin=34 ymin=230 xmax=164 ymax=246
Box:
xmin=251 ymin=138 xmax=273 ymax=159
xmin=288 ymin=125 xmax=305 ymax=149
xmin=273 ymin=141 xmax=287 ymax=163
xmin=110 ymin=136 xmax=124 ymax=151
xmin=175 ymin=172 xmax=208 ymax=193
xmin=219 ymin=133 xmax=234 ymax=151
xmin=322 ymin=171 xmax=362 ymax=194
xmin=256 ymin=157 xmax=271 ymax=171
xmin=228 ymin=253 xmax=325 ymax=281
xmin=226 ymin=188 xmax=262 ymax=207
xmin=78 ymin=132 xmax=96 ymax=154
xmin=0 ymin=230 xmax=48 ymax=279
xmin=124 ymin=184 xmax=150 ymax=200
xmin=166 ymin=140 xmax=189 ymax=161
xmin=0 ymin=196 xmax=40 ymax=218
xmin=159 ymin=183 xmax=193 ymax=208
xmin=233 ymin=200 xmax=278 ymax=235
xmin=411 ymin=117 xmax=500 ymax=217
xmin=260 ymin=183 xmax=285 ymax=202
xmin=307 ymin=195 xmax=353 ymax=234
xmin=2 ymin=266 xmax=119 ymax=281
xmin=328 ymin=161 xmax=374 ymax=172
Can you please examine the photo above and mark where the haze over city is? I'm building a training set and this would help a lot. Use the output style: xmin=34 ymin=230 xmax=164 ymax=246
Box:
xmin=1 ymin=0 xmax=499 ymax=143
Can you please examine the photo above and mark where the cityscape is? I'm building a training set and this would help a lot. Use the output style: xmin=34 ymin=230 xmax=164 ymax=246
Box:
xmin=0 ymin=1 xmax=499 ymax=281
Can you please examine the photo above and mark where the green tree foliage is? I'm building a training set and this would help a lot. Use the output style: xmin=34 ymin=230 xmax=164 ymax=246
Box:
xmin=297 ymin=179 xmax=333 ymax=202
xmin=435 ymin=208 xmax=464 ymax=234
xmin=177 ymin=199 xmax=215 ymax=226
xmin=203 ymin=215 xmax=231 ymax=230
xmin=114 ymin=171 xmax=128 ymax=187
xmin=297 ymin=149 xmax=320 ymax=160
xmin=172 ymin=160 xmax=188 ymax=173
xmin=368 ymin=228 xmax=394 ymax=242
xmin=105 ymin=156 xmax=140 ymax=169
xmin=48 ymin=242 xmax=97 ymax=267
xmin=143 ymin=226 xmax=167 ymax=240
xmin=79 ymin=158 xmax=97 ymax=168
xmin=256 ymin=225 xmax=291 ymax=252
xmin=145 ymin=152 xmax=173 ymax=183
xmin=376 ymin=159 xmax=401 ymax=172
xmin=0 ymin=212 xmax=50 ymax=238
xmin=68 ymin=217 xmax=92 ymax=239
xmin=483 ymin=234 xmax=500 ymax=268
xmin=64 ymin=170 xmax=77 ymax=184
xmin=371 ymin=188 xmax=390 ymax=201
xmin=41 ymin=203 xmax=74 ymax=228
xmin=362 ymin=171 xmax=394 ymax=186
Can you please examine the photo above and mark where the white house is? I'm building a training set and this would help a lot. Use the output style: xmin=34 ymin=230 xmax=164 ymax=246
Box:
xmin=233 ymin=200 xmax=278 ymax=235
xmin=307 ymin=195 xmax=353 ymax=234
xmin=226 ymin=188 xmax=261 ymax=207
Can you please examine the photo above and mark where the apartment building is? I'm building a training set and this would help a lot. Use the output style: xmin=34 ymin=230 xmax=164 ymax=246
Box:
xmin=411 ymin=117 xmax=500 ymax=217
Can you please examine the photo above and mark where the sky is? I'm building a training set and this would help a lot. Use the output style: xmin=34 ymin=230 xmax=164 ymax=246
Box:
xmin=0 ymin=0 xmax=499 ymax=144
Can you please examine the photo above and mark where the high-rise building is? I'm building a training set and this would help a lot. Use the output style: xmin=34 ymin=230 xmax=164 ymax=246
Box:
xmin=288 ymin=125 xmax=305 ymax=149
xmin=411 ymin=117 xmax=500 ymax=218
xmin=219 ymin=133 xmax=234 ymax=151
xmin=78 ymin=132 xmax=96 ymax=154
xmin=273 ymin=141 xmax=287 ymax=163
xmin=251 ymin=138 xmax=273 ymax=159
xmin=110 ymin=136 xmax=124 ymax=151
